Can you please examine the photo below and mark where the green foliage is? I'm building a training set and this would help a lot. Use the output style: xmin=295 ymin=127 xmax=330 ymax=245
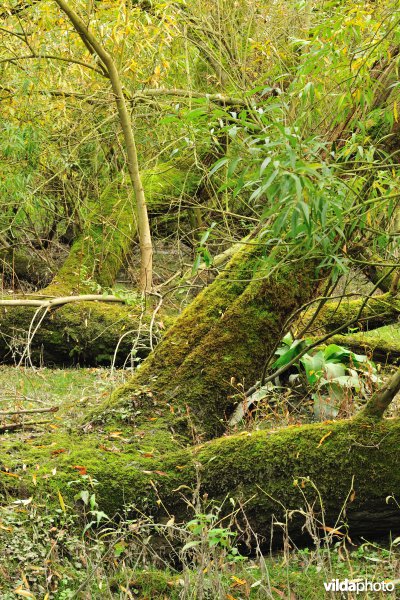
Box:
xmin=272 ymin=334 xmax=379 ymax=417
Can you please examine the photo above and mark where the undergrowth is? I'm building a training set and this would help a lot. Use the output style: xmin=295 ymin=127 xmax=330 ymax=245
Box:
xmin=0 ymin=368 xmax=399 ymax=599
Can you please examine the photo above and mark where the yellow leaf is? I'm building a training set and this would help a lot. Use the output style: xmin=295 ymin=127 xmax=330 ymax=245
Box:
xmin=14 ymin=588 xmax=34 ymax=598
xmin=394 ymin=101 xmax=398 ymax=123
xmin=321 ymin=525 xmax=345 ymax=537
xmin=1 ymin=471 xmax=20 ymax=478
xmin=57 ymin=489 xmax=66 ymax=513
xmin=230 ymin=575 xmax=247 ymax=587
xmin=317 ymin=431 xmax=332 ymax=447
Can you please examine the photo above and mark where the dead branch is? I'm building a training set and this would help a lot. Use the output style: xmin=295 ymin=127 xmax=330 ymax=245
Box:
xmin=0 ymin=406 xmax=59 ymax=416
xmin=0 ymin=294 xmax=125 ymax=308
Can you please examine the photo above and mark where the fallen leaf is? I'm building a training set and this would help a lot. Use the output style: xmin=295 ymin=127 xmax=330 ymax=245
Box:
xmin=51 ymin=448 xmax=66 ymax=456
xmin=172 ymin=485 xmax=192 ymax=492
xmin=230 ymin=576 xmax=246 ymax=587
xmin=57 ymin=489 xmax=66 ymax=513
xmin=14 ymin=589 xmax=34 ymax=598
xmin=99 ymin=444 xmax=121 ymax=453
xmin=271 ymin=587 xmax=286 ymax=598
xmin=320 ymin=525 xmax=345 ymax=537
xmin=73 ymin=465 xmax=87 ymax=475
xmin=154 ymin=470 xmax=168 ymax=476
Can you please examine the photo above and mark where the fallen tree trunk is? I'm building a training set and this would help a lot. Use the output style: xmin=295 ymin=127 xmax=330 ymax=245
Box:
xmin=3 ymin=417 xmax=400 ymax=546
xmin=330 ymin=324 xmax=400 ymax=363
xmin=1 ymin=248 xmax=55 ymax=288
xmin=0 ymin=299 xmax=153 ymax=365
xmin=307 ymin=292 xmax=400 ymax=335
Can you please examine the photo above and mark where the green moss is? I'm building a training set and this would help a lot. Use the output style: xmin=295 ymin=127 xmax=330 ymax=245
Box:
xmin=1 ymin=418 xmax=400 ymax=543
xmin=311 ymin=293 xmax=400 ymax=334
xmin=330 ymin=323 xmax=400 ymax=362
xmin=100 ymin=246 xmax=319 ymax=440
xmin=111 ymin=569 xmax=179 ymax=598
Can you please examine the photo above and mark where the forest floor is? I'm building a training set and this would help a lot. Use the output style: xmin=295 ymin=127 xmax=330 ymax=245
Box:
xmin=0 ymin=367 xmax=399 ymax=599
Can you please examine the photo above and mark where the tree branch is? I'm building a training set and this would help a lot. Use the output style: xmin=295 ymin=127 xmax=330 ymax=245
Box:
xmin=0 ymin=294 xmax=125 ymax=308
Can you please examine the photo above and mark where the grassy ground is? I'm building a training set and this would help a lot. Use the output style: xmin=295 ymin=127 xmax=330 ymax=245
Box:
xmin=0 ymin=366 xmax=129 ymax=432
xmin=0 ymin=367 xmax=399 ymax=599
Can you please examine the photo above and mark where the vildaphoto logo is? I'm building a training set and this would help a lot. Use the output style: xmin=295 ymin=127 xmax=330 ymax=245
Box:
xmin=323 ymin=579 xmax=395 ymax=593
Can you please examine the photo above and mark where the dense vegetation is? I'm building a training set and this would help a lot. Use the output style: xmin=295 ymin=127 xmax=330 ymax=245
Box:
xmin=1 ymin=0 xmax=400 ymax=597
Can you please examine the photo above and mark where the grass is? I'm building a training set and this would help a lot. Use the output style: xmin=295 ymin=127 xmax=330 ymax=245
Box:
xmin=0 ymin=366 xmax=129 ymax=432
xmin=0 ymin=489 xmax=399 ymax=598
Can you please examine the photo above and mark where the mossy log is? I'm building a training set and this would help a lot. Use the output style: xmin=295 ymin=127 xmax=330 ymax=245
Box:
xmin=1 ymin=249 xmax=55 ymax=288
xmin=2 ymin=418 xmax=400 ymax=546
xmin=0 ymin=299 xmax=154 ymax=365
xmin=330 ymin=324 xmax=400 ymax=363
xmin=309 ymin=293 xmax=400 ymax=335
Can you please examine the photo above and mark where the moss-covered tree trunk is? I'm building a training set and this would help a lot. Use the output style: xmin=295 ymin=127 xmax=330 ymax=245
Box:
xmin=0 ymin=165 xmax=200 ymax=365
xmin=2 ymin=236 xmax=400 ymax=548
xmin=304 ymin=292 xmax=400 ymax=336
xmin=4 ymin=417 xmax=400 ymax=546
xmin=98 ymin=238 xmax=322 ymax=440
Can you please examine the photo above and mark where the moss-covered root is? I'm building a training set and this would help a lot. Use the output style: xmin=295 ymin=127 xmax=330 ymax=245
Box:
xmin=306 ymin=292 xmax=400 ymax=335
xmin=3 ymin=418 xmax=400 ymax=546
xmin=103 ymin=252 xmax=320 ymax=439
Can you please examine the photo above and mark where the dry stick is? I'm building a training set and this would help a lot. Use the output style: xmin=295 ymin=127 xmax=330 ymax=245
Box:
xmin=18 ymin=305 xmax=49 ymax=368
xmin=0 ymin=406 xmax=59 ymax=416
xmin=0 ymin=294 xmax=125 ymax=307
xmin=0 ymin=395 xmax=47 ymax=405
xmin=149 ymin=292 xmax=163 ymax=352
xmin=0 ymin=420 xmax=51 ymax=433
xmin=357 ymin=366 xmax=400 ymax=419
xmin=110 ymin=329 xmax=137 ymax=374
